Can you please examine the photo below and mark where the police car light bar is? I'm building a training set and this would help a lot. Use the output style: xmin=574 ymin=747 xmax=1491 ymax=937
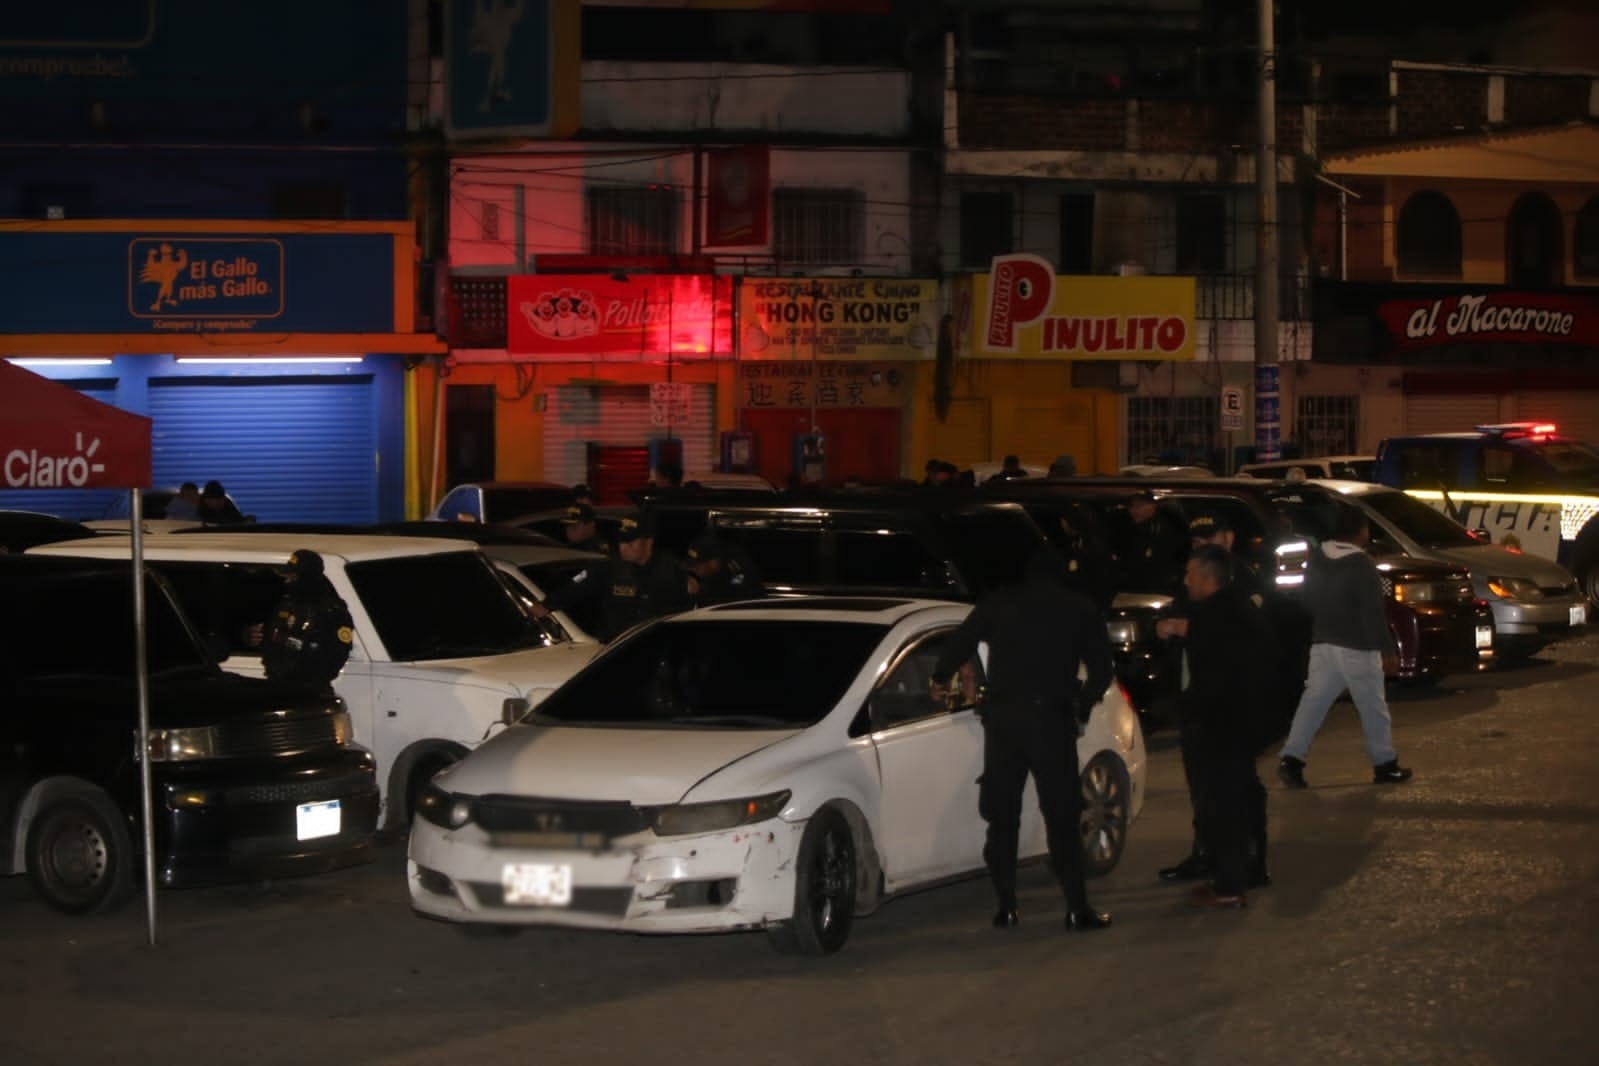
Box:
xmin=1474 ymin=422 xmax=1558 ymax=437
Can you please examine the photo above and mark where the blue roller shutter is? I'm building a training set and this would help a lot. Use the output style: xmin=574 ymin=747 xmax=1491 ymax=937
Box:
xmin=0 ymin=381 xmax=123 ymax=521
xmin=149 ymin=376 xmax=377 ymax=524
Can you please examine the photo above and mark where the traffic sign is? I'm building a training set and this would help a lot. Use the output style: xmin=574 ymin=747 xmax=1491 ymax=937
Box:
xmin=1221 ymin=385 xmax=1245 ymax=432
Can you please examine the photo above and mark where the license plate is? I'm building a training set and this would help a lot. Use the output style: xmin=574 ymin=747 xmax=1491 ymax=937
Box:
xmin=1572 ymin=604 xmax=1587 ymax=627
xmin=502 ymin=863 xmax=573 ymax=906
xmin=295 ymin=799 xmax=341 ymax=841
xmin=1474 ymin=625 xmax=1494 ymax=649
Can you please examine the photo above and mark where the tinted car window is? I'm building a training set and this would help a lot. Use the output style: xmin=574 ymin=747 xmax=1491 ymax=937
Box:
xmin=434 ymin=487 xmax=480 ymax=522
xmin=535 ymin=620 xmax=885 ymax=728
xmin=346 ymin=551 xmax=546 ymax=661
xmin=1330 ymin=459 xmax=1375 ymax=481
xmin=651 ymin=508 xmax=708 ymax=556
xmin=0 ymin=571 xmax=206 ymax=680
xmin=873 ymin=631 xmax=981 ymax=728
xmin=834 ymin=529 xmax=944 ymax=589
xmin=1526 ymin=440 xmax=1599 ymax=480
xmin=1360 ymin=490 xmax=1476 ymax=549
xmin=482 ymin=488 xmax=573 ymax=519
xmin=717 ymin=524 xmax=822 ymax=588
xmin=1396 ymin=443 xmax=1458 ymax=489
xmin=155 ymin=561 xmax=287 ymax=656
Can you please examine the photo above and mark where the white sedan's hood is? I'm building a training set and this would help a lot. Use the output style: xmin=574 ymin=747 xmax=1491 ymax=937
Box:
xmin=373 ymin=642 xmax=600 ymax=698
xmin=1425 ymin=545 xmax=1574 ymax=585
xmin=439 ymin=723 xmax=800 ymax=805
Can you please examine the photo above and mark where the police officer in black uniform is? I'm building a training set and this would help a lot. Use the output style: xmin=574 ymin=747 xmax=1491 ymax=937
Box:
xmin=683 ymin=531 xmax=765 ymax=607
xmin=560 ymin=503 xmax=609 ymax=555
xmin=1054 ymin=501 xmax=1117 ymax=613
xmin=261 ymin=549 xmax=354 ymax=690
xmin=1118 ymin=489 xmax=1184 ymax=594
xmin=928 ymin=549 xmax=1115 ymax=932
xmin=535 ymin=511 xmax=689 ymax=641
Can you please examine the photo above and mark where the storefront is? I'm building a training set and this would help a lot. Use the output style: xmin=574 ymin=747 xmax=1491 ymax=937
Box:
xmin=947 ymin=255 xmax=1196 ymax=473
xmin=1312 ymin=281 xmax=1599 ymax=444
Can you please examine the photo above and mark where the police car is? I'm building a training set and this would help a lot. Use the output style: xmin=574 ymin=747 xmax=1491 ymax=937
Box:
xmin=1374 ymin=423 xmax=1599 ymax=602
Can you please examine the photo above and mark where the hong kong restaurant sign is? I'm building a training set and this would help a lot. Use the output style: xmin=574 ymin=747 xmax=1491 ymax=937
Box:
xmin=960 ymin=254 xmax=1196 ymax=360
xmin=738 ymin=278 xmax=939 ymax=360
xmin=1313 ymin=280 xmax=1599 ymax=364
xmin=507 ymin=274 xmax=734 ymax=359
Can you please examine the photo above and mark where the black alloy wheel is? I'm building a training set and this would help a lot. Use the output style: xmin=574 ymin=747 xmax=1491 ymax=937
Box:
xmin=769 ymin=806 xmax=857 ymax=956
xmin=1079 ymin=754 xmax=1130 ymax=877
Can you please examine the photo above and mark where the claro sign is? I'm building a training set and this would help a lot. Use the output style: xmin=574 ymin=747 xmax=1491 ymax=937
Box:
xmin=964 ymin=255 xmax=1196 ymax=360
xmin=4 ymin=433 xmax=107 ymax=488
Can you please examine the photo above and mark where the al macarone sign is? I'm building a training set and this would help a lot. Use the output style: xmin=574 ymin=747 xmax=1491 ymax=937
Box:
xmin=962 ymin=254 xmax=1197 ymax=360
xmin=506 ymin=274 xmax=734 ymax=360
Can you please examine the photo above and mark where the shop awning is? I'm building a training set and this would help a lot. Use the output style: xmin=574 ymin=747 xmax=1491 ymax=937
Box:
xmin=0 ymin=360 xmax=152 ymax=489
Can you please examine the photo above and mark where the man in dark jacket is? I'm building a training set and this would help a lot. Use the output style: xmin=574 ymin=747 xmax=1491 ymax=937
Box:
xmin=534 ymin=511 xmax=690 ymax=641
xmin=683 ymin=531 xmax=765 ymax=607
xmin=928 ymin=550 xmax=1115 ymax=933
xmin=560 ymin=503 xmax=609 ymax=555
xmin=1179 ymin=544 xmax=1273 ymax=909
xmin=1118 ymin=490 xmax=1183 ymax=594
xmin=1277 ymin=508 xmax=1413 ymax=787
xmin=261 ymin=549 xmax=354 ymax=690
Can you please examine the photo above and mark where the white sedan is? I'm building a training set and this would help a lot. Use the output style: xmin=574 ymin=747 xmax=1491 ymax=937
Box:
xmin=408 ymin=598 xmax=1147 ymax=955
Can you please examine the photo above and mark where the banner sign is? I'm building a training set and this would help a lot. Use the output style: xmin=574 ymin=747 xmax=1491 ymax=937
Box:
xmin=965 ymin=255 xmax=1196 ymax=360
xmin=739 ymin=361 xmax=907 ymax=409
xmin=506 ymin=274 xmax=734 ymax=359
xmin=444 ymin=0 xmax=579 ymax=139
xmin=738 ymin=278 xmax=938 ymax=361
xmin=704 ymin=145 xmax=769 ymax=248
xmin=1313 ymin=281 xmax=1599 ymax=365
xmin=0 ymin=227 xmax=397 ymax=334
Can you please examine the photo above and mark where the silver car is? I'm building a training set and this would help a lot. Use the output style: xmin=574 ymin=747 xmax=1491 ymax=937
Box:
xmin=1319 ymin=480 xmax=1588 ymax=659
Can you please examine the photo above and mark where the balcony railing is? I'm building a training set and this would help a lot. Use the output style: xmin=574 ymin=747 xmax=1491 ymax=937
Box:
xmin=1196 ymin=273 xmax=1312 ymax=322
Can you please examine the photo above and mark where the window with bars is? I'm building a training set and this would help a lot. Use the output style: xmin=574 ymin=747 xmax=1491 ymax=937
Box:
xmin=587 ymin=185 xmax=680 ymax=256
xmin=1295 ymin=395 xmax=1358 ymax=456
xmin=1126 ymin=396 xmax=1219 ymax=465
xmin=772 ymin=188 xmax=865 ymax=267
xmin=1176 ymin=193 xmax=1227 ymax=274
xmin=447 ymin=276 xmax=507 ymax=349
xmin=481 ymin=201 xmax=501 ymax=242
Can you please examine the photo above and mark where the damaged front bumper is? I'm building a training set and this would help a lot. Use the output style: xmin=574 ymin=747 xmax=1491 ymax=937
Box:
xmin=407 ymin=816 xmax=805 ymax=933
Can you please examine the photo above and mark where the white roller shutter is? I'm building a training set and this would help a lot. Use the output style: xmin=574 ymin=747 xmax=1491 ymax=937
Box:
xmin=1508 ymin=392 xmax=1599 ymax=447
xmin=1404 ymin=395 xmax=1500 ymax=436
xmin=543 ymin=384 xmax=714 ymax=485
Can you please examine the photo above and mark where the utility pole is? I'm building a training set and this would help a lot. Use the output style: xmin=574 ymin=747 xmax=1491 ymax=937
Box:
xmin=1253 ymin=0 xmax=1282 ymax=463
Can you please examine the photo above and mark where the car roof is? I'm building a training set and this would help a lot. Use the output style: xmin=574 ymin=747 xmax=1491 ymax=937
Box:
xmin=482 ymin=543 xmax=608 ymax=566
xmin=1241 ymin=455 xmax=1374 ymax=468
xmin=675 ymin=596 xmax=967 ymax=625
xmin=1310 ymin=479 xmax=1400 ymax=496
xmin=644 ymin=488 xmax=1030 ymax=515
xmin=30 ymin=531 xmax=480 ymax=563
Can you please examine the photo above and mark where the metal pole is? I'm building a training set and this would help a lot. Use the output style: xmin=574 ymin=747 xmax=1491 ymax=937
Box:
xmin=1253 ymin=0 xmax=1282 ymax=463
xmin=131 ymin=488 xmax=157 ymax=945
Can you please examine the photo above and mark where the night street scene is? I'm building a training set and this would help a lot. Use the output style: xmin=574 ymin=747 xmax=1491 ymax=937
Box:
xmin=1 ymin=2 xmax=1597 ymax=1064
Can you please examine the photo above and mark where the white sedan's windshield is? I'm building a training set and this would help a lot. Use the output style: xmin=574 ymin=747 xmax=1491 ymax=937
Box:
xmin=536 ymin=620 xmax=886 ymax=728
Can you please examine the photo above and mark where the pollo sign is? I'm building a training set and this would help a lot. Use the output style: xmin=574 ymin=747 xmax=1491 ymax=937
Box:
xmin=968 ymin=254 xmax=1196 ymax=360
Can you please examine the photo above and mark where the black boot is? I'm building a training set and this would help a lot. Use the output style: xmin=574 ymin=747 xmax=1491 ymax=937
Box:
xmin=1158 ymin=847 xmax=1211 ymax=883
xmin=1065 ymin=908 xmax=1112 ymax=931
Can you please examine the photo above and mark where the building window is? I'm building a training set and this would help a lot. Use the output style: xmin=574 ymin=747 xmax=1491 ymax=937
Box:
xmin=1574 ymin=196 xmax=1599 ymax=278
xmin=1396 ymin=190 xmax=1462 ymax=276
xmin=1507 ymin=192 xmax=1563 ymax=288
xmin=1126 ymin=396 xmax=1218 ymax=466
xmin=481 ymin=201 xmax=501 ymax=242
xmin=1295 ymin=395 xmax=1358 ymax=457
xmin=960 ymin=191 xmax=1013 ymax=269
xmin=772 ymin=188 xmax=865 ymax=267
xmin=1176 ymin=193 xmax=1227 ymax=273
xmin=447 ymin=276 xmax=507 ymax=349
xmin=587 ymin=185 xmax=680 ymax=256
xmin=271 ymin=182 xmax=347 ymax=220
xmin=1059 ymin=193 xmax=1095 ymax=274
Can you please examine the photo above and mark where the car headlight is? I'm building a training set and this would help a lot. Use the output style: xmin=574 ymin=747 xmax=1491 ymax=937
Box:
xmin=1391 ymin=580 xmax=1441 ymax=603
xmin=415 ymin=783 xmax=475 ymax=830
xmin=1105 ymin=618 xmax=1140 ymax=646
xmin=652 ymin=790 xmax=791 ymax=837
xmin=330 ymin=709 xmax=354 ymax=746
xmin=1486 ymin=576 xmax=1542 ymax=601
xmin=145 ymin=725 xmax=220 ymax=762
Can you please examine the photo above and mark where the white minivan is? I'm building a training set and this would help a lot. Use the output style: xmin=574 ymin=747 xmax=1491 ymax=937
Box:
xmin=33 ymin=533 xmax=600 ymax=829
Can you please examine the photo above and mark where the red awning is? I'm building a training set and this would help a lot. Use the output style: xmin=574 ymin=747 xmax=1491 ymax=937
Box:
xmin=0 ymin=361 xmax=152 ymax=490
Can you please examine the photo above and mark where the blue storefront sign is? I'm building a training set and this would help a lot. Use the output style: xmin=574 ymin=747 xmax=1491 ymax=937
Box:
xmin=445 ymin=0 xmax=579 ymax=139
xmin=0 ymin=229 xmax=395 ymax=334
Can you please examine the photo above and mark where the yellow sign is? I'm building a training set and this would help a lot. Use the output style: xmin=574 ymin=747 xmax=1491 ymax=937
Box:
xmin=961 ymin=255 xmax=1196 ymax=360
xmin=739 ymin=277 xmax=937 ymax=361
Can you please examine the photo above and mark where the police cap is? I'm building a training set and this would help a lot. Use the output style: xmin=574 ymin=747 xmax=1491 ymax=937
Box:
xmin=1188 ymin=513 xmax=1231 ymax=540
xmin=615 ymin=511 xmax=655 ymax=543
xmin=561 ymin=503 xmax=597 ymax=525
xmin=685 ymin=531 xmax=725 ymax=563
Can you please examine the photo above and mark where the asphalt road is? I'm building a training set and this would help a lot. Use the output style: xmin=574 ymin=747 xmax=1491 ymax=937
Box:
xmin=4 ymin=637 xmax=1598 ymax=1066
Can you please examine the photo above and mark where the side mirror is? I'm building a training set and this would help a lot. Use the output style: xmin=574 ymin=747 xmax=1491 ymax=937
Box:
xmin=1472 ymin=528 xmax=1492 ymax=543
xmin=501 ymin=696 xmax=532 ymax=726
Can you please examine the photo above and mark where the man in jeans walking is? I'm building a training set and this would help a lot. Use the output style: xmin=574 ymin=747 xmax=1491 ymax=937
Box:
xmin=1277 ymin=507 xmax=1414 ymax=788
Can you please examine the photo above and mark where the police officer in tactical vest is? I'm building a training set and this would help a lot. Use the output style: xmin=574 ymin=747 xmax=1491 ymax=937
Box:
xmin=261 ymin=549 xmax=354 ymax=689
xmin=560 ymin=503 xmax=609 ymax=555
xmin=683 ymin=531 xmax=765 ymax=607
xmin=535 ymin=511 xmax=690 ymax=641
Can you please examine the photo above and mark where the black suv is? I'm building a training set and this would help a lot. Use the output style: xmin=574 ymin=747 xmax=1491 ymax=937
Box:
xmin=0 ymin=556 xmax=379 ymax=914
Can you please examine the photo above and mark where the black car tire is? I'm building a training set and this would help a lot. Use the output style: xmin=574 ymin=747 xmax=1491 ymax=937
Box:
xmin=768 ymin=806 xmax=857 ymax=956
xmin=1080 ymin=753 xmax=1131 ymax=878
xmin=26 ymin=788 xmax=136 ymax=915
xmin=403 ymin=750 xmax=460 ymax=825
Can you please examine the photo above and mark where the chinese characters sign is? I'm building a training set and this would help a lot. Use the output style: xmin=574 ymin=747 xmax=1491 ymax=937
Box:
xmin=740 ymin=362 xmax=906 ymax=410
xmin=962 ymin=255 xmax=1196 ymax=360
xmin=739 ymin=278 xmax=938 ymax=361
xmin=506 ymin=274 xmax=734 ymax=360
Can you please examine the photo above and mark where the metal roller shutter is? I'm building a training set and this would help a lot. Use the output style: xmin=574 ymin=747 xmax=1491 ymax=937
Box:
xmin=1404 ymin=395 xmax=1500 ymax=436
xmin=0 ymin=381 xmax=123 ymax=521
xmin=544 ymin=384 xmax=714 ymax=485
xmin=148 ymin=376 xmax=377 ymax=524
xmin=1509 ymin=392 xmax=1599 ymax=447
